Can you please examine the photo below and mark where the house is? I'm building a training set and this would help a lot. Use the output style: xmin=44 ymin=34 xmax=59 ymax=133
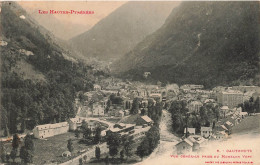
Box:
xmin=176 ymin=139 xmax=193 ymax=155
xmin=124 ymin=110 xmax=130 ymax=116
xmin=201 ymin=127 xmax=212 ymax=138
xmin=94 ymin=84 xmax=102 ymax=91
xmin=184 ymin=128 xmax=196 ymax=135
xmin=187 ymin=135 xmax=208 ymax=152
xmin=0 ymin=40 xmax=8 ymax=46
xmin=214 ymin=124 xmax=229 ymax=135
xmin=240 ymin=112 xmax=248 ymax=119
xmin=224 ymin=121 xmax=233 ymax=134
xmin=115 ymin=110 xmax=124 ymax=117
xmin=220 ymin=106 xmax=229 ymax=118
xmin=92 ymin=104 xmax=105 ymax=117
xmin=33 ymin=122 xmax=69 ymax=139
xmin=215 ymin=131 xmax=228 ymax=140
xmin=187 ymin=101 xmax=203 ymax=113
xmin=136 ymin=115 xmax=153 ymax=126
xmin=68 ymin=117 xmax=82 ymax=131
xmin=149 ymin=89 xmax=162 ymax=101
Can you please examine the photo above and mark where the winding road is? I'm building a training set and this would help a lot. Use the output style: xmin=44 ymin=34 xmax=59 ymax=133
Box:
xmin=135 ymin=110 xmax=181 ymax=165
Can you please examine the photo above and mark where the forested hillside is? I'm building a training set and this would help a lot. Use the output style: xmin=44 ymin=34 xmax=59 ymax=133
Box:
xmin=0 ymin=2 xmax=99 ymax=135
xmin=113 ymin=1 xmax=260 ymax=88
xmin=70 ymin=2 xmax=179 ymax=61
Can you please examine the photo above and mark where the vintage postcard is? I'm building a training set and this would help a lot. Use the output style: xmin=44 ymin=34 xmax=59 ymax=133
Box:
xmin=0 ymin=1 xmax=259 ymax=165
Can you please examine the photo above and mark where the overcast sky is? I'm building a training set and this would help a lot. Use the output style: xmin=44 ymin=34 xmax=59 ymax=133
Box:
xmin=18 ymin=1 xmax=126 ymax=27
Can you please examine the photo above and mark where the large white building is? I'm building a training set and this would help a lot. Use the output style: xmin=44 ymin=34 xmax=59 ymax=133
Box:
xmin=217 ymin=90 xmax=243 ymax=108
xmin=33 ymin=122 xmax=69 ymax=139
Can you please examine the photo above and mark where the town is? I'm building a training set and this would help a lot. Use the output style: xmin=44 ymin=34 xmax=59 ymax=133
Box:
xmin=1 ymin=76 xmax=259 ymax=164
xmin=0 ymin=1 xmax=259 ymax=165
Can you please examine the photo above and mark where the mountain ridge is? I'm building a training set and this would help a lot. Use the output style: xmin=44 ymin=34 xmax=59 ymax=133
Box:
xmin=113 ymin=1 xmax=260 ymax=88
xmin=69 ymin=1 xmax=180 ymax=61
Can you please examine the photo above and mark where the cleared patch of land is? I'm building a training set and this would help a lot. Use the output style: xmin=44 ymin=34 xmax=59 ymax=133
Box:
xmin=3 ymin=132 xmax=97 ymax=164
xmin=232 ymin=114 xmax=260 ymax=134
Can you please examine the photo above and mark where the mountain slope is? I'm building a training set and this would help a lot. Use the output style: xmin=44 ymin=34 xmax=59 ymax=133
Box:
xmin=0 ymin=2 xmax=96 ymax=134
xmin=113 ymin=1 xmax=260 ymax=88
xmin=23 ymin=11 xmax=90 ymax=40
xmin=69 ymin=1 xmax=180 ymax=61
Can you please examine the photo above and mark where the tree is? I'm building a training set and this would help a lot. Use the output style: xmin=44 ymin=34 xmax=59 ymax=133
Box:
xmin=205 ymin=120 xmax=210 ymax=127
xmin=20 ymin=146 xmax=27 ymax=163
xmin=146 ymin=126 xmax=160 ymax=153
xmin=254 ymin=97 xmax=260 ymax=113
xmin=94 ymin=126 xmax=102 ymax=144
xmin=12 ymin=134 xmax=20 ymax=150
xmin=24 ymin=134 xmax=34 ymax=151
xmin=95 ymin=146 xmax=101 ymax=160
xmin=136 ymin=138 xmax=149 ymax=160
xmin=83 ymin=128 xmax=92 ymax=139
xmin=109 ymin=146 xmax=119 ymax=158
xmin=0 ymin=142 xmax=6 ymax=162
xmin=24 ymin=150 xmax=33 ymax=164
xmin=67 ymin=139 xmax=74 ymax=153
xmin=6 ymin=153 xmax=10 ymax=163
xmin=141 ymin=108 xmax=146 ymax=116
xmin=107 ymin=133 xmax=121 ymax=158
xmin=122 ymin=136 xmax=134 ymax=159
xmin=79 ymin=158 xmax=83 ymax=165
xmin=75 ymin=129 xmax=80 ymax=139
xmin=212 ymin=121 xmax=216 ymax=129
xmin=120 ymin=150 xmax=125 ymax=161
xmin=81 ymin=120 xmax=88 ymax=131
xmin=105 ymin=155 xmax=109 ymax=165
xmin=130 ymin=98 xmax=139 ymax=114
xmin=10 ymin=148 xmax=17 ymax=162
xmin=83 ymin=155 xmax=88 ymax=163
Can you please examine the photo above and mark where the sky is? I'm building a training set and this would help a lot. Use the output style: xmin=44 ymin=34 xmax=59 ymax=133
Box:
xmin=18 ymin=1 xmax=127 ymax=27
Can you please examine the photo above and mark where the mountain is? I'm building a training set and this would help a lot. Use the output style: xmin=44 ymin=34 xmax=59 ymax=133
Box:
xmin=23 ymin=11 xmax=91 ymax=40
xmin=0 ymin=2 xmax=98 ymax=134
xmin=69 ymin=1 xmax=180 ymax=61
xmin=113 ymin=1 xmax=260 ymax=88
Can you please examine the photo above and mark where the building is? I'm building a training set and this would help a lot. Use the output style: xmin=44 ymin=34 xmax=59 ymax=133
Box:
xmin=187 ymin=135 xmax=208 ymax=152
xmin=106 ymin=124 xmax=135 ymax=135
xmin=0 ymin=40 xmax=8 ymax=46
xmin=136 ymin=115 xmax=153 ymax=126
xmin=224 ymin=121 xmax=233 ymax=135
xmin=201 ymin=127 xmax=212 ymax=138
xmin=184 ymin=128 xmax=196 ymax=135
xmin=33 ymin=122 xmax=69 ymax=139
xmin=217 ymin=90 xmax=243 ymax=108
xmin=215 ymin=131 xmax=228 ymax=140
xmin=231 ymin=86 xmax=259 ymax=93
xmin=92 ymin=104 xmax=105 ymax=117
xmin=176 ymin=139 xmax=193 ymax=155
xmin=68 ymin=117 xmax=82 ymax=131
xmin=149 ymin=90 xmax=162 ymax=102
xmin=187 ymin=101 xmax=203 ymax=113
xmin=115 ymin=110 xmax=124 ymax=117
xmin=94 ymin=84 xmax=102 ymax=91
xmin=220 ymin=106 xmax=229 ymax=118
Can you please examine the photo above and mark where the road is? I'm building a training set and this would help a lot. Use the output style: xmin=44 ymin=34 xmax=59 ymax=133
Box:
xmin=135 ymin=110 xmax=181 ymax=165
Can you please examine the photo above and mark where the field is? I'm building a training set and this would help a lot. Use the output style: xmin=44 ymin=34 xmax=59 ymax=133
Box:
xmin=232 ymin=114 xmax=260 ymax=134
xmin=2 ymin=132 xmax=96 ymax=164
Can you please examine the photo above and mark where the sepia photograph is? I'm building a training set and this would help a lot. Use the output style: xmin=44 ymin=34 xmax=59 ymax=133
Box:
xmin=0 ymin=1 xmax=259 ymax=165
